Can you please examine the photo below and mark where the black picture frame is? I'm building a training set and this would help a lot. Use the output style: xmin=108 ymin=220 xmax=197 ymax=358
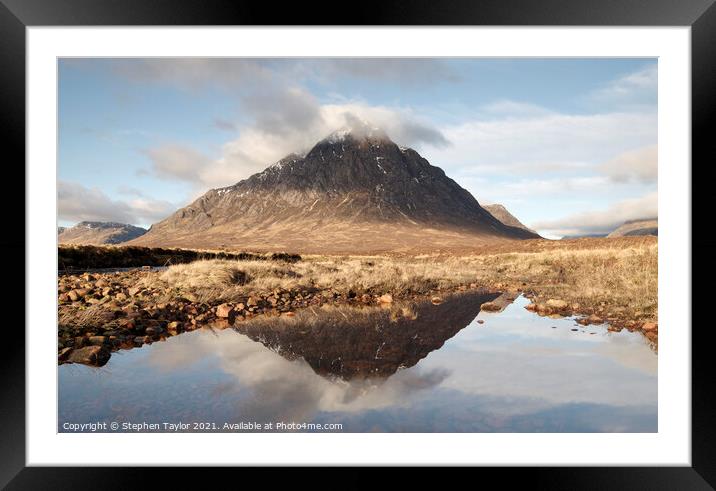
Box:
xmin=3 ymin=0 xmax=713 ymax=487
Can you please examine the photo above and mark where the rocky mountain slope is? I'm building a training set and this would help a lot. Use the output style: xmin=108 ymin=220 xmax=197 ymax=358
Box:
xmin=59 ymin=222 xmax=147 ymax=245
xmin=607 ymin=218 xmax=658 ymax=238
xmin=484 ymin=204 xmax=538 ymax=235
xmin=132 ymin=127 xmax=539 ymax=253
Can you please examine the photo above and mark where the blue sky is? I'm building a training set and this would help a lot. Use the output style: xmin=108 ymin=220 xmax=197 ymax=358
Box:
xmin=58 ymin=58 xmax=657 ymax=238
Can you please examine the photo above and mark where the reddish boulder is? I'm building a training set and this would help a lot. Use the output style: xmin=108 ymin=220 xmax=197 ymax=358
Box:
xmin=642 ymin=322 xmax=658 ymax=331
xmin=216 ymin=303 xmax=234 ymax=318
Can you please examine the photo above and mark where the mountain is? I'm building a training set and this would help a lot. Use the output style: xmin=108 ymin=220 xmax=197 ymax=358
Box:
xmin=57 ymin=226 xmax=66 ymax=235
xmin=132 ymin=126 xmax=540 ymax=253
xmin=59 ymin=221 xmax=147 ymax=245
xmin=483 ymin=204 xmax=538 ymax=235
xmin=607 ymin=218 xmax=658 ymax=238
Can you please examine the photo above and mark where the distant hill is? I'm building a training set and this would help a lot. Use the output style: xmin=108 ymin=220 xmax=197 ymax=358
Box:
xmin=57 ymin=226 xmax=66 ymax=235
xmin=58 ymin=221 xmax=147 ymax=245
xmin=561 ymin=233 xmax=608 ymax=240
xmin=607 ymin=218 xmax=658 ymax=238
xmin=483 ymin=204 xmax=538 ymax=236
xmin=560 ymin=218 xmax=658 ymax=240
xmin=131 ymin=125 xmax=539 ymax=253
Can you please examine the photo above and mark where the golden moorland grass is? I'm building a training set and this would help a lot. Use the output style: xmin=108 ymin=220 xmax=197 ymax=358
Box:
xmin=147 ymin=236 xmax=657 ymax=322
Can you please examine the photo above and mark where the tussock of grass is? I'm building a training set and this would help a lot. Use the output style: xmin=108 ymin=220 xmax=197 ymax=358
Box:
xmin=158 ymin=260 xmax=251 ymax=289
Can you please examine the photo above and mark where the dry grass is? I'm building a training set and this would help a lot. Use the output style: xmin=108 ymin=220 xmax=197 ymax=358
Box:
xmin=149 ymin=237 xmax=657 ymax=322
xmin=461 ymin=242 xmax=657 ymax=319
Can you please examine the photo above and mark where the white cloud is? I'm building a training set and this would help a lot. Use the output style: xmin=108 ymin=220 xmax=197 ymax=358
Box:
xmin=599 ymin=145 xmax=657 ymax=183
xmin=483 ymin=176 xmax=611 ymax=198
xmin=425 ymin=109 xmax=657 ymax=178
xmin=147 ymin=102 xmax=449 ymax=190
xmin=531 ymin=191 xmax=657 ymax=237
xmin=588 ymin=64 xmax=657 ymax=107
xmin=143 ymin=144 xmax=210 ymax=182
xmin=416 ymin=100 xmax=658 ymax=233
xmin=58 ymin=180 xmax=176 ymax=227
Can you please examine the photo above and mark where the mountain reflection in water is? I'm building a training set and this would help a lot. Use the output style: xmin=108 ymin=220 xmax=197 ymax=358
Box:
xmin=233 ymin=291 xmax=500 ymax=380
xmin=58 ymin=292 xmax=657 ymax=432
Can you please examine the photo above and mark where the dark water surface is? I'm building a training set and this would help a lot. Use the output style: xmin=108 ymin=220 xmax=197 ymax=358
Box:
xmin=58 ymin=293 xmax=657 ymax=432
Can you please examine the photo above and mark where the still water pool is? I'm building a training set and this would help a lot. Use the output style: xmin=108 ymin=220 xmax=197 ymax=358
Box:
xmin=59 ymin=293 xmax=657 ymax=432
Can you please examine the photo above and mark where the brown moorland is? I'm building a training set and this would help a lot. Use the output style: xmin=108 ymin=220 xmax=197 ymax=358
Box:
xmin=57 ymin=236 xmax=658 ymax=365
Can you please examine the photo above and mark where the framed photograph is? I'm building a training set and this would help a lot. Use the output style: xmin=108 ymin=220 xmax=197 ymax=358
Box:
xmin=4 ymin=0 xmax=714 ymax=485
